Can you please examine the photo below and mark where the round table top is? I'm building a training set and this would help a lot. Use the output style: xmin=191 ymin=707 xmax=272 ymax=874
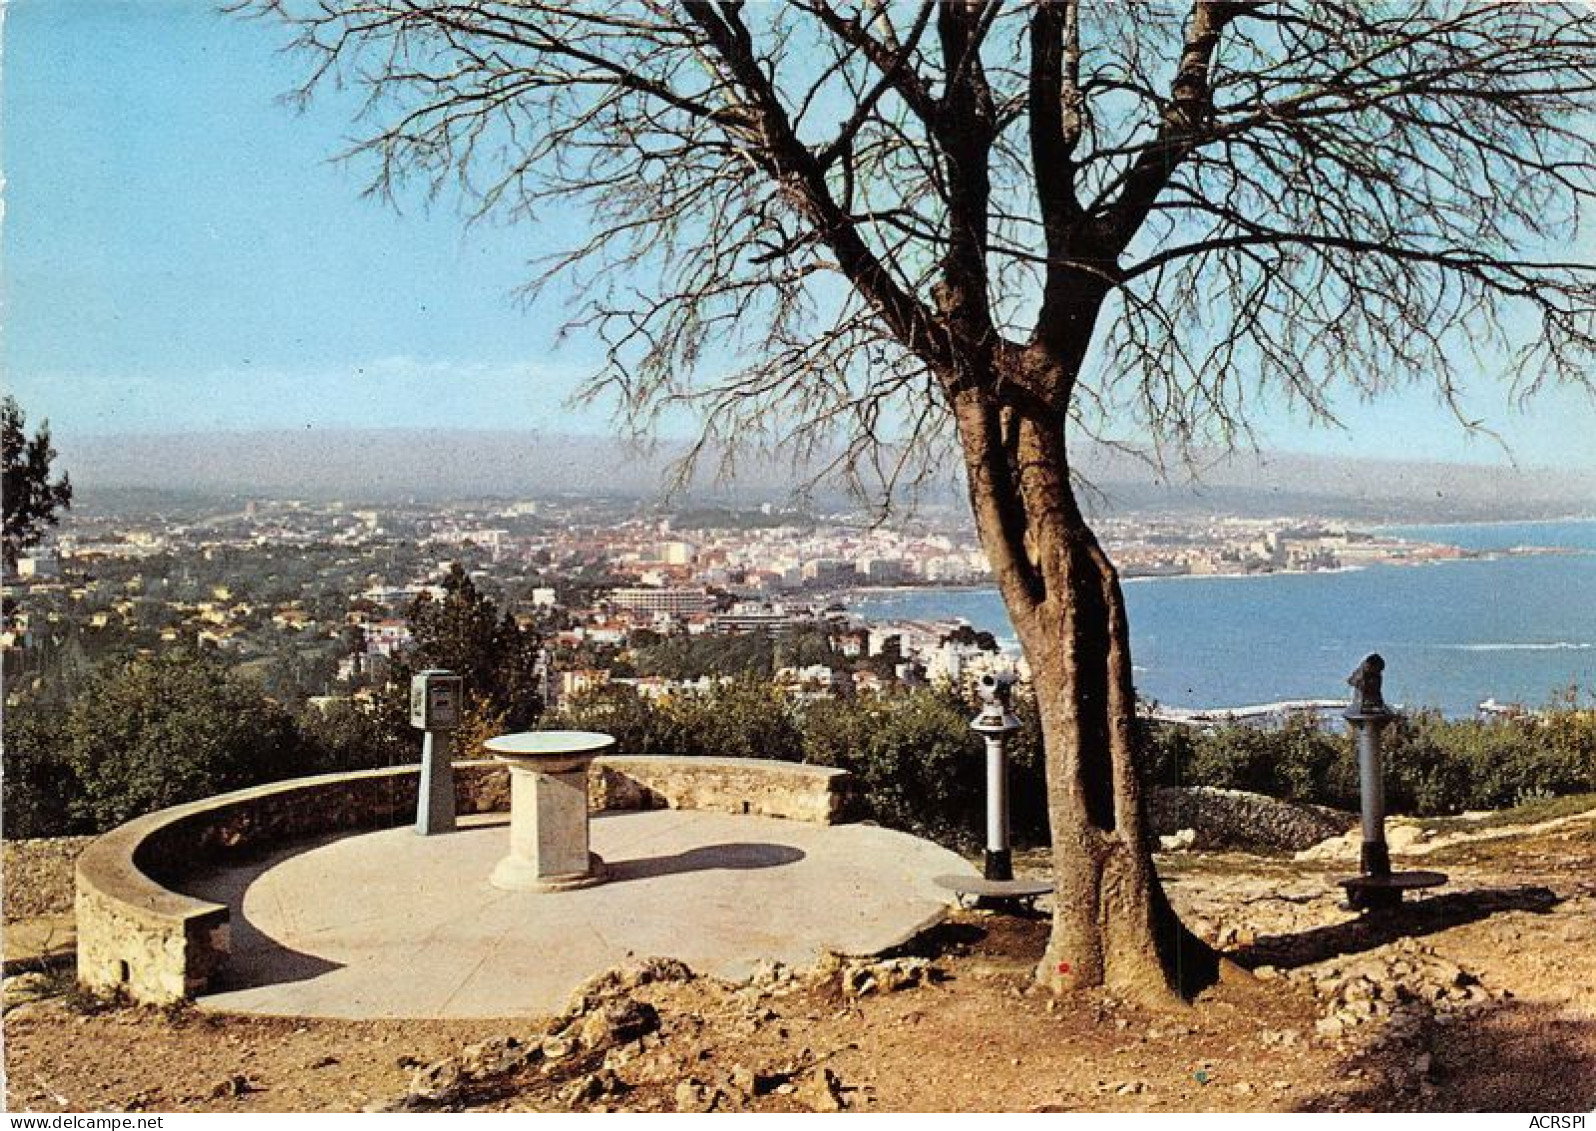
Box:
xmin=483 ymin=730 xmax=616 ymax=759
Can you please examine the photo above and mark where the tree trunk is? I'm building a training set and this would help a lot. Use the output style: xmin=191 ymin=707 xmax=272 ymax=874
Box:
xmin=953 ymin=384 xmax=1217 ymax=1004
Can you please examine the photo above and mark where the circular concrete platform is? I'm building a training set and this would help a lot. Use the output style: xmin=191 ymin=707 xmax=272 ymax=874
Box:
xmin=181 ymin=810 xmax=974 ymax=1019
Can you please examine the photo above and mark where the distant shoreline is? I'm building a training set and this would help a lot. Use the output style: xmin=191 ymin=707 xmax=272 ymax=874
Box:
xmin=1379 ymin=514 xmax=1596 ymax=530
xmin=836 ymin=517 xmax=1596 ymax=604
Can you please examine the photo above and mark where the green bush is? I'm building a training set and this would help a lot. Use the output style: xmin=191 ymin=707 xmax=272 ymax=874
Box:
xmin=62 ymin=649 xmax=313 ymax=831
xmin=671 ymin=679 xmax=806 ymax=763
xmin=297 ymin=698 xmax=411 ymax=774
xmin=804 ymin=691 xmax=985 ymax=845
xmin=554 ymin=683 xmax=694 ymax=759
xmin=1140 ymin=700 xmax=1596 ymax=817
xmin=555 ymin=683 xmax=1044 ymax=850
xmin=1382 ymin=708 xmax=1596 ymax=813
xmin=1156 ymin=716 xmax=1355 ymax=809
xmin=10 ymin=644 xmax=1590 ymax=847
xmin=554 ymin=678 xmax=803 ymax=762
xmin=1 ymin=698 xmax=82 ymax=839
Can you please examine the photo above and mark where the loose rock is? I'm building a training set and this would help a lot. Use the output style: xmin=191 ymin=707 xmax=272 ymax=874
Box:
xmin=675 ymin=1079 xmax=722 ymax=1113
xmin=577 ymin=998 xmax=661 ymax=1050
xmin=840 ymin=957 xmax=941 ymax=997
xmin=798 ymin=1067 xmax=846 ymax=1112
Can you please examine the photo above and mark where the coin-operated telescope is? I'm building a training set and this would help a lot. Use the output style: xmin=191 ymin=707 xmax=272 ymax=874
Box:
xmin=936 ymin=670 xmax=1053 ymax=909
xmin=1337 ymin=654 xmax=1446 ymax=911
xmin=411 ymin=670 xmax=463 ymax=836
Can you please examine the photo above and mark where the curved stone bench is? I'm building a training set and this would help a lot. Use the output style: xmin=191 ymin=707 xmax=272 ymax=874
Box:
xmin=76 ymin=755 xmax=853 ymax=1004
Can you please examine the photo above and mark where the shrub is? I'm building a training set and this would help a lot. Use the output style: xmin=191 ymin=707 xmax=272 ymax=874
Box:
xmin=554 ymin=683 xmax=693 ymax=758
xmin=1 ymin=698 xmax=82 ymax=839
xmin=553 ymin=678 xmax=803 ymax=762
xmin=1140 ymin=696 xmax=1596 ymax=817
xmin=556 ymin=683 xmax=1045 ymax=850
xmin=1143 ymin=715 xmax=1353 ymax=808
xmin=62 ymin=649 xmax=312 ymax=831
xmin=804 ymin=690 xmax=986 ymax=845
xmin=297 ymin=698 xmax=411 ymax=773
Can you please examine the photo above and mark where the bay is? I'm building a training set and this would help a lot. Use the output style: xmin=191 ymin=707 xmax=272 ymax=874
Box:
xmin=846 ymin=519 xmax=1596 ymax=717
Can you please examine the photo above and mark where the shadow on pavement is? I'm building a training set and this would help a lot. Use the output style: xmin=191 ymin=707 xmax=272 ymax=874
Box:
xmin=178 ymin=838 xmax=344 ymax=992
xmin=607 ymin=842 xmax=805 ymax=883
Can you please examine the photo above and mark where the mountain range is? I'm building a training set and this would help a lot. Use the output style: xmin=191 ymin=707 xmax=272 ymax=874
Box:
xmin=59 ymin=429 xmax=1594 ymax=523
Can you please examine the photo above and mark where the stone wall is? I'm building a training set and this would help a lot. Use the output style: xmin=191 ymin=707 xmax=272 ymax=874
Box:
xmin=1148 ymin=786 xmax=1356 ymax=853
xmin=592 ymin=757 xmax=853 ymax=824
xmin=75 ymin=755 xmax=851 ymax=1005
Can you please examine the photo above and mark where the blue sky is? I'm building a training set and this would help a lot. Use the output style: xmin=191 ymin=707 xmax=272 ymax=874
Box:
xmin=4 ymin=0 xmax=1594 ymax=470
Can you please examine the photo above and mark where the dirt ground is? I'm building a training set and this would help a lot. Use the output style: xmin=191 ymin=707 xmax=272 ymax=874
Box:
xmin=4 ymin=810 xmax=1594 ymax=1114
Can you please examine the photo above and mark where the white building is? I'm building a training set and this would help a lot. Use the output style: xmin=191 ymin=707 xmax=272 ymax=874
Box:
xmin=609 ymin=586 xmax=713 ymax=617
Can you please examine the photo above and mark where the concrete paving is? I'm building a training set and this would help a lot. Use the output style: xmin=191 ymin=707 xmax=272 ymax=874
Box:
xmin=184 ymin=810 xmax=975 ymax=1020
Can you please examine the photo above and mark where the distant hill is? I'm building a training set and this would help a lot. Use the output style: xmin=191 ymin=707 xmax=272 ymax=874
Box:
xmin=59 ymin=428 xmax=1594 ymax=522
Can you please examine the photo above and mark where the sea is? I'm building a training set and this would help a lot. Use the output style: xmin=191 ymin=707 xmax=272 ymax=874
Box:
xmin=845 ymin=518 xmax=1596 ymax=718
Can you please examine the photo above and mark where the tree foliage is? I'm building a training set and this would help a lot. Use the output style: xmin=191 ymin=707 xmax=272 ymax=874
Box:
xmin=1 ymin=699 xmax=81 ymax=839
xmin=297 ymin=697 xmax=410 ymax=774
xmin=631 ymin=631 xmax=774 ymax=680
xmin=555 ymin=678 xmax=804 ymax=763
xmin=2 ymin=396 xmax=73 ymax=571
xmin=61 ymin=649 xmax=309 ymax=831
xmin=400 ymin=563 xmax=544 ymax=734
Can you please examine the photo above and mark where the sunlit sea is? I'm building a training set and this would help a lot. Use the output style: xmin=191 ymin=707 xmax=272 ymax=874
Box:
xmin=845 ymin=519 xmax=1596 ymax=717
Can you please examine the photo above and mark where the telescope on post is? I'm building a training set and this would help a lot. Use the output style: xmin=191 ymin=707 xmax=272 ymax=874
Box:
xmin=935 ymin=671 xmax=1053 ymax=910
xmin=1336 ymin=654 xmax=1447 ymax=911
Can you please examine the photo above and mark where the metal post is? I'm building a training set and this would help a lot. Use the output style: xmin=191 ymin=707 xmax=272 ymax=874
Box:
xmin=971 ymin=673 xmax=1022 ymax=883
xmin=1353 ymin=715 xmax=1391 ymax=877
xmin=417 ymin=729 xmax=457 ymax=836
xmin=1337 ymin=653 xmax=1445 ymax=911
xmin=983 ymin=731 xmax=1012 ymax=882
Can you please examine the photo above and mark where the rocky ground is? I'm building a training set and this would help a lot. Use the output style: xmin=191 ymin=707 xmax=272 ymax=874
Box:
xmin=4 ymin=803 xmax=1594 ymax=1113
xmin=2 ymin=837 xmax=93 ymax=921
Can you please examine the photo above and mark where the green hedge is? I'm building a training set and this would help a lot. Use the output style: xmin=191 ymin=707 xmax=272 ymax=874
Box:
xmin=8 ymin=661 xmax=1592 ymax=846
xmin=2 ymin=649 xmax=410 ymax=840
xmin=554 ymin=683 xmax=1596 ymax=847
xmin=1139 ymin=706 xmax=1596 ymax=816
xmin=553 ymin=680 xmax=1038 ymax=847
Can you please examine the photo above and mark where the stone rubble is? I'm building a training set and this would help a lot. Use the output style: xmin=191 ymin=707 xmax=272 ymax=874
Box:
xmin=1149 ymin=787 xmax=1355 ymax=853
xmin=1293 ymin=936 xmax=1496 ymax=1042
xmin=367 ymin=951 xmax=887 ymax=1113
xmin=838 ymin=956 xmax=942 ymax=998
xmin=1158 ymin=828 xmax=1198 ymax=853
xmin=1296 ymin=821 xmax=1434 ymax=863
xmin=795 ymin=1066 xmax=847 ymax=1111
xmin=2 ymin=971 xmax=57 ymax=1013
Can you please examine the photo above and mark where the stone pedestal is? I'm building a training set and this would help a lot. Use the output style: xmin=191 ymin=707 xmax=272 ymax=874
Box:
xmin=485 ymin=731 xmax=614 ymax=892
xmin=415 ymin=731 xmax=457 ymax=836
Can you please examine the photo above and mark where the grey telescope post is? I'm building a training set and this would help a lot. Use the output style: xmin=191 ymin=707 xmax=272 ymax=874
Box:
xmin=933 ymin=671 xmax=1053 ymax=908
xmin=971 ymin=673 xmax=1023 ymax=882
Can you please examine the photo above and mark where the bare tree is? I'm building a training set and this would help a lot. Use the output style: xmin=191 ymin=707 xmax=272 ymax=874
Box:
xmin=240 ymin=0 xmax=1596 ymax=1002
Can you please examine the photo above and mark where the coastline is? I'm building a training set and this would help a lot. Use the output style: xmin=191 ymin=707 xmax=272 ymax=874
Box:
xmin=837 ymin=517 xmax=1596 ymax=718
xmin=838 ymin=516 xmax=1596 ymax=602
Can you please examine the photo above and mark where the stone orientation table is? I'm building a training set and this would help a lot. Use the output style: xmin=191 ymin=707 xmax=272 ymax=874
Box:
xmin=485 ymin=730 xmax=614 ymax=892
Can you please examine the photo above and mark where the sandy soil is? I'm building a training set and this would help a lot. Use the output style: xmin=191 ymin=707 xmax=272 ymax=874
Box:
xmin=4 ymin=811 xmax=1594 ymax=1113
